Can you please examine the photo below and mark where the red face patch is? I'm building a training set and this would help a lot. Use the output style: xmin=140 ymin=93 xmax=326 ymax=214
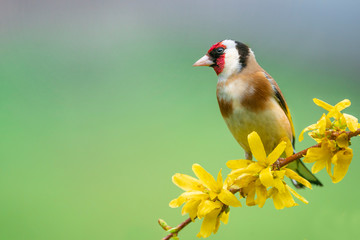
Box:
xmin=207 ymin=42 xmax=226 ymax=75
xmin=207 ymin=42 xmax=226 ymax=53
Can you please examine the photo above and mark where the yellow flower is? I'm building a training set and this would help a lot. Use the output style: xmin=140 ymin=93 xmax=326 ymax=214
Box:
xmin=313 ymin=98 xmax=359 ymax=132
xmin=299 ymin=98 xmax=358 ymax=183
xmin=267 ymin=168 xmax=310 ymax=209
xmin=170 ymin=164 xmax=241 ymax=238
xmin=336 ymin=133 xmax=349 ymax=148
xmin=196 ymin=207 xmax=229 ymax=238
xmin=281 ymin=136 xmax=295 ymax=157
xmin=313 ymin=98 xmax=351 ymax=119
xmin=228 ymin=132 xmax=286 ymax=187
xmin=192 ymin=164 xmax=241 ymax=207
xmin=331 ymin=147 xmax=353 ymax=183
xmin=342 ymin=113 xmax=359 ymax=132
xmin=227 ymin=132 xmax=311 ymax=209
xmin=299 ymin=113 xmax=331 ymax=142
xmin=303 ymin=139 xmax=353 ymax=183
xmin=268 ymin=184 xmax=309 ymax=209
xmin=303 ymin=140 xmax=333 ymax=175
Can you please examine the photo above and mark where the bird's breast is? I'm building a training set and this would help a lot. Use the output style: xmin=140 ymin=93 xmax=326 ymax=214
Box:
xmin=216 ymin=78 xmax=292 ymax=154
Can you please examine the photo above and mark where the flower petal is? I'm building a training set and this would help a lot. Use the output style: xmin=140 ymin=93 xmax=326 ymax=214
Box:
xmin=220 ymin=210 xmax=229 ymax=224
xmin=197 ymin=208 xmax=221 ymax=238
xmin=259 ymin=167 xmax=274 ymax=188
xmin=311 ymin=158 xmax=326 ymax=174
xmin=255 ymin=184 xmax=267 ymax=208
xmin=274 ymin=170 xmax=286 ymax=179
xmin=248 ymin=131 xmax=266 ymax=163
xmin=271 ymin=188 xmax=284 ymax=210
xmin=313 ymin=98 xmax=333 ymax=111
xmin=299 ymin=123 xmax=317 ymax=142
xmin=246 ymin=162 xmax=265 ymax=173
xmin=343 ymin=113 xmax=359 ymax=132
xmin=325 ymin=154 xmax=332 ymax=178
xmin=233 ymin=174 xmax=257 ymax=188
xmin=328 ymin=100 xmax=351 ymax=119
xmin=209 ymin=191 xmax=217 ymax=200
xmin=281 ymin=137 xmax=294 ymax=157
xmin=332 ymin=148 xmax=353 ymax=183
xmin=304 ymin=142 xmax=333 ymax=164
xmin=267 ymin=141 xmax=286 ymax=165
xmin=336 ymin=133 xmax=349 ymax=148
xmin=285 ymin=168 xmax=312 ymax=189
xmin=192 ymin=164 xmax=221 ymax=193
xmin=216 ymin=169 xmax=223 ymax=189
xmin=172 ymin=173 xmax=205 ymax=191
xmin=213 ymin=214 xmax=221 ymax=234
xmin=227 ymin=162 xmax=262 ymax=182
xmin=218 ymin=189 xmax=242 ymax=207
xmin=317 ymin=114 xmax=328 ymax=135
xmin=169 ymin=195 xmax=186 ymax=208
xmin=335 ymin=114 xmax=348 ymax=130
xmin=303 ymin=148 xmax=323 ymax=163
xmin=267 ymin=187 xmax=275 ymax=198
xmin=182 ymin=199 xmax=201 ymax=220
xmin=181 ymin=191 xmax=209 ymax=200
xmin=197 ymin=200 xmax=222 ymax=219
xmin=227 ymin=168 xmax=249 ymax=181
xmin=279 ymin=186 xmax=297 ymax=208
xmin=226 ymin=159 xmax=253 ymax=170
xmin=273 ymin=178 xmax=285 ymax=193
xmin=286 ymin=185 xmax=309 ymax=204
xmin=245 ymin=182 xmax=256 ymax=206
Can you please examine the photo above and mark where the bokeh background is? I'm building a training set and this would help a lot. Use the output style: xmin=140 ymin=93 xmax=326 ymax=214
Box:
xmin=1 ymin=0 xmax=359 ymax=239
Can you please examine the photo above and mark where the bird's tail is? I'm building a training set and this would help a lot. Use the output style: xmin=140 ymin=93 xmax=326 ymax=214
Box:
xmin=287 ymin=158 xmax=323 ymax=189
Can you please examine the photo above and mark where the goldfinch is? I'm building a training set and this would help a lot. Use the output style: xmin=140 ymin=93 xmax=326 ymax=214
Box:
xmin=193 ymin=39 xmax=322 ymax=188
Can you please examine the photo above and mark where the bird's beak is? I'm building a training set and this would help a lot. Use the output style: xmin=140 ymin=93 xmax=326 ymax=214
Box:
xmin=193 ymin=54 xmax=214 ymax=67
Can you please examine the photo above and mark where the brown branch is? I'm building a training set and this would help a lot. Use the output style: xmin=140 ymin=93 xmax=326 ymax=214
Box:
xmin=162 ymin=217 xmax=192 ymax=240
xmin=330 ymin=128 xmax=360 ymax=139
xmin=273 ymin=143 xmax=321 ymax=169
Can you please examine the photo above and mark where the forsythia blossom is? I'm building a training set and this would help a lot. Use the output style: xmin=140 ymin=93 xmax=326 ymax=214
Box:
xmin=300 ymin=99 xmax=358 ymax=183
xmin=169 ymin=132 xmax=312 ymax=238
xmin=226 ymin=132 xmax=311 ymax=210
xmin=169 ymin=164 xmax=241 ymax=238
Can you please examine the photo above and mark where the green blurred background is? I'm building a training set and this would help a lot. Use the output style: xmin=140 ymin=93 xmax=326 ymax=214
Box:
xmin=0 ymin=0 xmax=359 ymax=239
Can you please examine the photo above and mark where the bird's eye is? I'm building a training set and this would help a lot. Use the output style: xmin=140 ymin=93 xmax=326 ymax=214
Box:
xmin=216 ymin=47 xmax=225 ymax=54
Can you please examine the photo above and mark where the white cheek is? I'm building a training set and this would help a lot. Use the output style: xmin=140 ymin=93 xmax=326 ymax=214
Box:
xmin=218 ymin=49 xmax=240 ymax=81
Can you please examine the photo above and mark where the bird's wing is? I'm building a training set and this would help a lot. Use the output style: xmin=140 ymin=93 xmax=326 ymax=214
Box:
xmin=262 ymin=72 xmax=323 ymax=188
xmin=263 ymin=72 xmax=296 ymax=147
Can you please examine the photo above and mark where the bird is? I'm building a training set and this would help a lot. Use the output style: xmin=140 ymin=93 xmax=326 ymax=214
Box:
xmin=193 ymin=39 xmax=322 ymax=188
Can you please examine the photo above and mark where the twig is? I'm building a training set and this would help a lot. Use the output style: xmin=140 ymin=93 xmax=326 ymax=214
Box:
xmin=161 ymin=218 xmax=192 ymax=240
xmin=273 ymin=143 xmax=321 ymax=169
xmin=330 ymin=128 xmax=360 ymax=138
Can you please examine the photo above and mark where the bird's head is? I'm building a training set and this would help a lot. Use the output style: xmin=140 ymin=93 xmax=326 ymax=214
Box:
xmin=193 ymin=40 xmax=251 ymax=78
